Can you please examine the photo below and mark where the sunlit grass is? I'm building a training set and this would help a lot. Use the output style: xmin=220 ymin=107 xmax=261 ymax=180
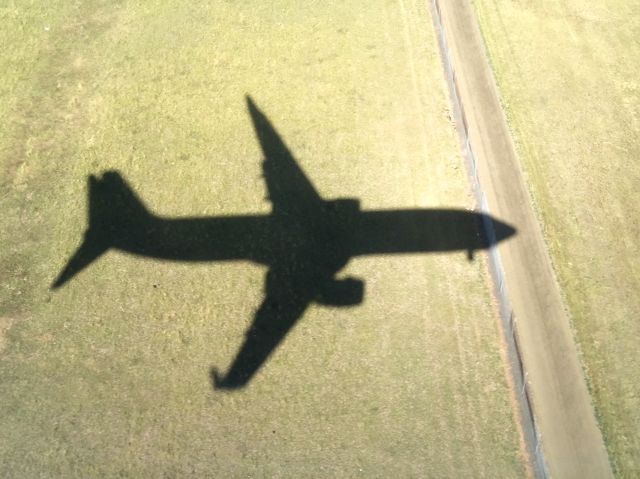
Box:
xmin=1 ymin=1 xmax=525 ymax=476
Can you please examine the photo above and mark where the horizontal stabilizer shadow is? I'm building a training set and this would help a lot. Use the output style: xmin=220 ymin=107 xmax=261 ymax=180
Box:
xmin=53 ymin=96 xmax=516 ymax=390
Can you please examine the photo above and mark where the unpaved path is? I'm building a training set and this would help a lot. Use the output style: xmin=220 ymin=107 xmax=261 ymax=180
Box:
xmin=433 ymin=1 xmax=613 ymax=477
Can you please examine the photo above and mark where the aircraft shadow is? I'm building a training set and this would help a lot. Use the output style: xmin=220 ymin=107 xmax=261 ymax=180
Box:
xmin=52 ymin=96 xmax=516 ymax=390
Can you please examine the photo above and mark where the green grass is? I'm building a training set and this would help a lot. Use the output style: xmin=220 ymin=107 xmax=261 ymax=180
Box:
xmin=1 ymin=1 xmax=525 ymax=476
xmin=473 ymin=0 xmax=640 ymax=475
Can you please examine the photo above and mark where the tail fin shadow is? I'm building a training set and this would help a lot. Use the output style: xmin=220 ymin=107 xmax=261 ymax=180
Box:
xmin=51 ymin=171 xmax=150 ymax=289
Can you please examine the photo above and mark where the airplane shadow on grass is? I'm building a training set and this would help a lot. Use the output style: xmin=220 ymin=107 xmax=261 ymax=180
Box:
xmin=52 ymin=96 xmax=516 ymax=391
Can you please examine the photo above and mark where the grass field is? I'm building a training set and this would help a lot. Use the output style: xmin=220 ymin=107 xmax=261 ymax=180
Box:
xmin=473 ymin=0 xmax=640 ymax=475
xmin=1 ymin=1 xmax=525 ymax=476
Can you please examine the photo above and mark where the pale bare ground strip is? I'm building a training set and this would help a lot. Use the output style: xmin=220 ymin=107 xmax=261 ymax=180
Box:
xmin=471 ymin=2 xmax=640 ymax=474
xmin=434 ymin=1 xmax=612 ymax=477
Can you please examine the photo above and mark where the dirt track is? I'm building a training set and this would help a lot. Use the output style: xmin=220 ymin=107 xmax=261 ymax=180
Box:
xmin=434 ymin=1 xmax=613 ymax=477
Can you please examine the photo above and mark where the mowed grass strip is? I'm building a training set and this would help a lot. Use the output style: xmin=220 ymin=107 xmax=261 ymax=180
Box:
xmin=473 ymin=0 xmax=640 ymax=475
xmin=1 ymin=1 xmax=525 ymax=476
